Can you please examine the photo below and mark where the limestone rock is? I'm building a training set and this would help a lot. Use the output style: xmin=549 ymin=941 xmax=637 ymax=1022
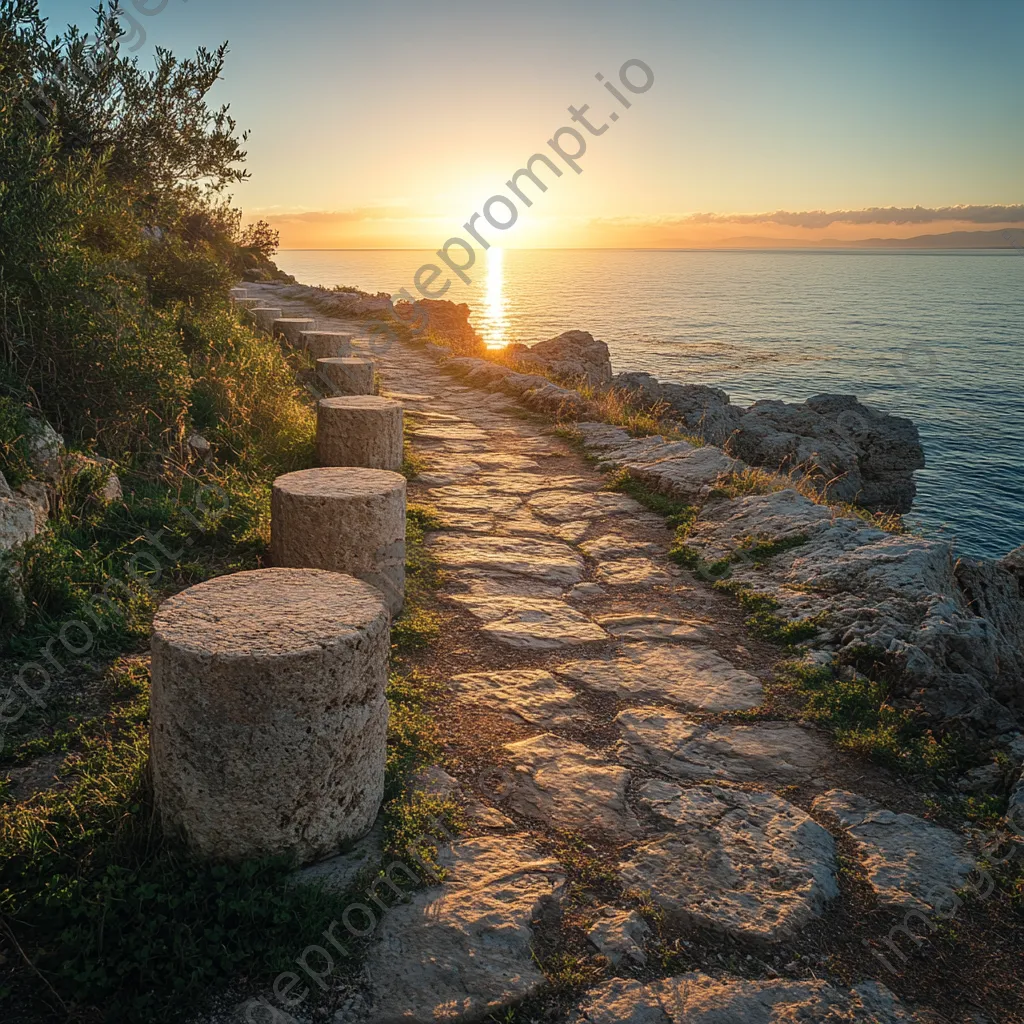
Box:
xmin=617 ymin=707 xmax=828 ymax=783
xmin=0 ymin=489 xmax=39 ymax=551
xmin=627 ymin=446 xmax=744 ymax=504
xmin=586 ymin=908 xmax=651 ymax=965
xmin=555 ymin=642 xmax=763 ymax=712
xmin=503 ymin=733 xmax=637 ymax=835
xmin=811 ymin=790 xmax=976 ymax=912
xmin=594 ymin=558 xmax=678 ymax=587
xmin=453 ymin=593 xmax=608 ymax=649
xmin=579 ymin=533 xmax=665 ymax=560
xmin=726 ymin=395 xmax=924 ymax=513
xmin=622 ymin=781 xmax=839 ymax=942
xmin=363 ymin=835 xmax=564 ymax=1022
xmin=517 ymin=330 xmax=612 ymax=385
xmin=569 ymin=974 xmax=924 ymax=1023
xmin=150 ymin=568 xmax=391 ymax=863
xmin=449 ymin=669 xmax=586 ymax=729
xmin=612 ymin=374 xmax=743 ymax=445
xmin=293 ymin=822 xmax=384 ymax=895
xmin=23 ymin=416 xmax=63 ymax=480
xmin=684 ymin=489 xmax=1024 ymax=738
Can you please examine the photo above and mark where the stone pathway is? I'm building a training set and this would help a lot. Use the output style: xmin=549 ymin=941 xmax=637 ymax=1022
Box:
xmin=249 ymin=284 xmax=974 ymax=1023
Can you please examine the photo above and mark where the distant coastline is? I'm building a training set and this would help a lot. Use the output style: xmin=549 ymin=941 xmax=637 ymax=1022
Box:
xmin=279 ymin=227 xmax=1024 ymax=251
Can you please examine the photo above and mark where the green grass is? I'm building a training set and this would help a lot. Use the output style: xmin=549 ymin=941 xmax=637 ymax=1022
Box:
xmin=604 ymin=468 xmax=697 ymax=530
xmin=775 ymin=658 xmax=963 ymax=778
xmin=382 ymin=670 xmax=462 ymax=874
xmin=734 ymin=533 xmax=810 ymax=565
xmin=0 ymin=660 xmax=354 ymax=1022
xmin=390 ymin=505 xmax=444 ymax=655
xmin=714 ymin=582 xmax=826 ymax=645
xmin=0 ymin=395 xmax=35 ymax=487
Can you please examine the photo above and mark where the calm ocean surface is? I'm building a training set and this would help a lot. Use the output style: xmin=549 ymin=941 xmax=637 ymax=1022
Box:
xmin=275 ymin=248 xmax=1024 ymax=560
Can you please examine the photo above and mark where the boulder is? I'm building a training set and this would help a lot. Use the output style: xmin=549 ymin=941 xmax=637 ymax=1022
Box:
xmin=24 ymin=416 xmax=63 ymax=480
xmin=726 ymin=394 xmax=924 ymax=513
xmin=518 ymin=330 xmax=612 ymax=385
xmin=0 ymin=488 xmax=38 ymax=552
xmin=684 ymin=489 xmax=1024 ymax=735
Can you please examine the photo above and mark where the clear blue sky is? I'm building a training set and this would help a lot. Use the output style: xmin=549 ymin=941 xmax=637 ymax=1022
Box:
xmin=37 ymin=0 xmax=1024 ymax=246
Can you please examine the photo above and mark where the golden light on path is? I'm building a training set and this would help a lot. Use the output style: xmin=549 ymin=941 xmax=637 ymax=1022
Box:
xmin=483 ymin=247 xmax=507 ymax=348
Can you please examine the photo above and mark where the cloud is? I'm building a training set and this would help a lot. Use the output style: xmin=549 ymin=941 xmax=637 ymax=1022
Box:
xmin=654 ymin=205 xmax=1024 ymax=229
xmin=246 ymin=206 xmax=413 ymax=225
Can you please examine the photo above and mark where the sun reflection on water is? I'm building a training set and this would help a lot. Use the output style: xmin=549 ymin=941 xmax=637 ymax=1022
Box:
xmin=482 ymin=247 xmax=507 ymax=348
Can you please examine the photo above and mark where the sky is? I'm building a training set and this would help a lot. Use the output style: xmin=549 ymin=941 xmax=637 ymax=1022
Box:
xmin=39 ymin=0 xmax=1024 ymax=248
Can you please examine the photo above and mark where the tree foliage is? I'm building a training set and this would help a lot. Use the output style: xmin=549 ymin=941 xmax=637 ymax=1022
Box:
xmin=0 ymin=0 xmax=280 ymax=456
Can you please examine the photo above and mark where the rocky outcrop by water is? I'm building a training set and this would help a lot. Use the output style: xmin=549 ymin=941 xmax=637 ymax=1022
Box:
xmin=259 ymin=281 xmax=1023 ymax=745
xmin=577 ymin=423 xmax=1024 ymax=745
xmin=213 ymin=281 xmax=1024 ymax=1024
xmin=511 ymin=329 xmax=613 ymax=386
xmin=612 ymin=372 xmax=924 ymax=512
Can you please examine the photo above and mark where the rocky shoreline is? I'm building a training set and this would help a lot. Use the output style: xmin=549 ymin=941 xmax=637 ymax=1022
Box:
xmin=279 ymin=281 xmax=1024 ymax=774
xmin=191 ymin=280 xmax=1024 ymax=1024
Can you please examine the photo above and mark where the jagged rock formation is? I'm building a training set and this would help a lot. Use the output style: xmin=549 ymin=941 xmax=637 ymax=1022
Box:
xmin=611 ymin=372 xmax=924 ymax=512
xmin=510 ymin=329 xmax=613 ymax=385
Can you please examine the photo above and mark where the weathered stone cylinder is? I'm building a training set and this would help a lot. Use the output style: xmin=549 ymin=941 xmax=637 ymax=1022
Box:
xmin=150 ymin=567 xmax=390 ymax=863
xmin=317 ymin=356 xmax=375 ymax=396
xmin=235 ymin=296 xmax=264 ymax=310
xmin=317 ymin=396 xmax=403 ymax=471
xmin=273 ymin=317 xmax=316 ymax=347
xmin=270 ymin=468 xmax=406 ymax=614
xmin=302 ymin=331 xmax=352 ymax=360
xmin=252 ymin=307 xmax=283 ymax=333
xmin=229 ymin=287 xmax=249 ymax=300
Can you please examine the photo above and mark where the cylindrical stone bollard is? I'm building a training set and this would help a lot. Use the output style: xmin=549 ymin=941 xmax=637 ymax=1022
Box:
xmin=235 ymin=296 xmax=264 ymax=310
xmin=301 ymin=331 xmax=352 ymax=361
xmin=317 ymin=356 xmax=375 ymax=396
xmin=270 ymin=468 xmax=406 ymax=614
xmin=150 ymin=567 xmax=390 ymax=864
xmin=317 ymin=396 xmax=403 ymax=471
xmin=273 ymin=317 xmax=316 ymax=347
xmin=229 ymin=287 xmax=249 ymax=300
xmin=252 ymin=307 xmax=283 ymax=334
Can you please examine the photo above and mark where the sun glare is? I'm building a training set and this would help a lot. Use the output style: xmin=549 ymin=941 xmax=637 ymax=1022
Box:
xmin=483 ymin=246 xmax=507 ymax=348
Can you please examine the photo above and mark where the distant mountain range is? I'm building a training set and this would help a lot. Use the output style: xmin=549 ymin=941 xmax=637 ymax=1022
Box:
xmin=712 ymin=228 xmax=1024 ymax=249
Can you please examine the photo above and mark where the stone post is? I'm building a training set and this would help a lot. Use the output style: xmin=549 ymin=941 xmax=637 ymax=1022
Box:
xmin=235 ymin=297 xmax=264 ymax=310
xmin=317 ymin=356 xmax=375 ymax=396
xmin=229 ymin=287 xmax=249 ymax=300
xmin=301 ymin=332 xmax=353 ymax=361
xmin=150 ymin=567 xmax=390 ymax=863
xmin=252 ymin=307 xmax=283 ymax=333
xmin=273 ymin=318 xmax=316 ymax=347
xmin=270 ymin=468 xmax=406 ymax=614
xmin=316 ymin=396 xmax=403 ymax=471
